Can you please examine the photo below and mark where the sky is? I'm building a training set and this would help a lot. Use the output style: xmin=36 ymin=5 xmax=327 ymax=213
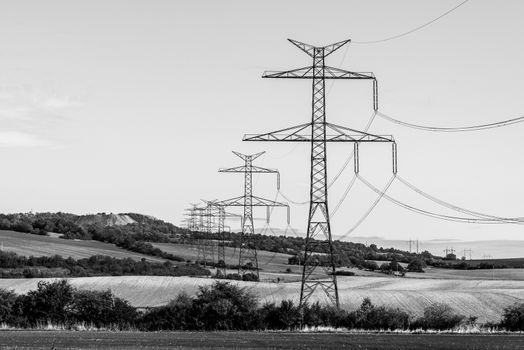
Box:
xmin=1 ymin=0 xmax=524 ymax=251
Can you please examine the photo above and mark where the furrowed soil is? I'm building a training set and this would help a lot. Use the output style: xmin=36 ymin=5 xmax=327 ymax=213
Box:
xmin=1 ymin=273 xmax=524 ymax=323
xmin=0 ymin=331 xmax=523 ymax=350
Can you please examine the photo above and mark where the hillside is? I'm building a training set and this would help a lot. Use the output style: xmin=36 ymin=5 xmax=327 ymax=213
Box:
xmin=75 ymin=213 xmax=136 ymax=228
xmin=2 ymin=274 xmax=522 ymax=323
xmin=0 ymin=229 xmax=167 ymax=263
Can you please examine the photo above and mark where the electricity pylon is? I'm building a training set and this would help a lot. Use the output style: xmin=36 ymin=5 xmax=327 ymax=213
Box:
xmin=216 ymin=151 xmax=289 ymax=279
xmin=202 ymin=199 xmax=242 ymax=276
xmin=244 ymin=39 xmax=396 ymax=308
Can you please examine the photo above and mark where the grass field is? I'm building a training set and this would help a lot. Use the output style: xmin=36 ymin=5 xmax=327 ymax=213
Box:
xmin=0 ymin=230 xmax=167 ymax=263
xmin=0 ymin=331 xmax=522 ymax=350
xmin=1 ymin=273 xmax=523 ymax=323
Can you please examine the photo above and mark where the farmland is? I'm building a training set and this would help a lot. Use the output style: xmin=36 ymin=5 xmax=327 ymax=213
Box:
xmin=152 ymin=242 xmax=311 ymax=282
xmin=0 ymin=230 xmax=167 ymax=263
xmin=0 ymin=331 xmax=522 ymax=350
xmin=1 ymin=272 xmax=524 ymax=323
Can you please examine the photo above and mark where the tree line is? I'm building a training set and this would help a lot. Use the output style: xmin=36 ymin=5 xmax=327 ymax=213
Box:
xmin=0 ymin=251 xmax=210 ymax=278
xmin=0 ymin=280 xmax=523 ymax=331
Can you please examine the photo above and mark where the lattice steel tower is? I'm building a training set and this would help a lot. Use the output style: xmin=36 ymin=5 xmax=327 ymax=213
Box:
xmin=244 ymin=39 xmax=396 ymax=307
xmin=217 ymin=151 xmax=289 ymax=279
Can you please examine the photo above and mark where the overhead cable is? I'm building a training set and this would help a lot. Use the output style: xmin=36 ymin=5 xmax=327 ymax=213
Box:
xmin=352 ymin=0 xmax=470 ymax=44
xmin=358 ymin=175 xmax=519 ymax=225
xmin=377 ymin=111 xmax=524 ymax=132
xmin=331 ymin=174 xmax=358 ymax=216
xmin=396 ymin=175 xmax=524 ymax=223
xmin=340 ymin=174 xmax=396 ymax=237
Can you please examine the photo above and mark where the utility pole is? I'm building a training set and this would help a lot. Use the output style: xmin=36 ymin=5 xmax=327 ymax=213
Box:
xmin=216 ymin=151 xmax=289 ymax=279
xmin=463 ymin=249 xmax=472 ymax=260
xmin=243 ymin=39 xmax=396 ymax=308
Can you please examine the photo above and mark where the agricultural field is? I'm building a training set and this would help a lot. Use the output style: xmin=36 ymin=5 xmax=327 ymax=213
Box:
xmin=409 ymin=266 xmax=524 ymax=281
xmin=2 ymin=273 xmax=524 ymax=323
xmin=152 ymin=242 xmax=310 ymax=282
xmin=0 ymin=230 xmax=167 ymax=263
xmin=1 ymin=331 xmax=523 ymax=350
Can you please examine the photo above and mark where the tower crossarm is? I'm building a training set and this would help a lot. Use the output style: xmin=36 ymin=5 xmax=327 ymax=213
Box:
xmin=263 ymin=66 xmax=375 ymax=80
xmin=219 ymin=165 xmax=279 ymax=174
xmin=288 ymin=38 xmax=351 ymax=58
xmin=243 ymin=122 xmax=394 ymax=143
xmin=216 ymin=195 xmax=288 ymax=208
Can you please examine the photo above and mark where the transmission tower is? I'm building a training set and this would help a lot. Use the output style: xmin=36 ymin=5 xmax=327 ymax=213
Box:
xmin=202 ymin=199 xmax=243 ymax=276
xmin=243 ymin=39 xmax=396 ymax=308
xmin=216 ymin=151 xmax=289 ymax=279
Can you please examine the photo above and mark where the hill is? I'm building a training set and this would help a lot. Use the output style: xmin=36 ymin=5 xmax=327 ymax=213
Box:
xmin=0 ymin=229 xmax=167 ymax=263
xmin=75 ymin=213 xmax=136 ymax=228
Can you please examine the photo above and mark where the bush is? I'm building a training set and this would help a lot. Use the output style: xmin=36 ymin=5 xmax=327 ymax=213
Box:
xmin=346 ymin=298 xmax=410 ymax=330
xmin=258 ymin=300 xmax=301 ymax=330
xmin=302 ymin=302 xmax=346 ymax=328
xmin=412 ymin=303 xmax=465 ymax=330
xmin=407 ymin=259 xmax=425 ymax=272
xmin=500 ymin=302 xmax=524 ymax=331
xmin=242 ymin=273 xmax=259 ymax=282
xmin=192 ymin=281 xmax=258 ymax=330
xmin=0 ymin=289 xmax=18 ymax=324
xmin=334 ymin=270 xmax=355 ymax=276
xmin=69 ymin=289 xmax=137 ymax=328
xmin=141 ymin=293 xmax=195 ymax=331
xmin=18 ymin=280 xmax=74 ymax=326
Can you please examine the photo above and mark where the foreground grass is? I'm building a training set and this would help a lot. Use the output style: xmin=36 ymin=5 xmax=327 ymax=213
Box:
xmin=0 ymin=331 xmax=523 ymax=350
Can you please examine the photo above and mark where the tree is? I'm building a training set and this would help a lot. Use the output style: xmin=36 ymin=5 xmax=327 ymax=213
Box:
xmin=20 ymin=280 xmax=74 ymax=325
xmin=412 ymin=303 xmax=465 ymax=330
xmin=407 ymin=259 xmax=425 ymax=272
xmin=500 ymin=302 xmax=524 ymax=331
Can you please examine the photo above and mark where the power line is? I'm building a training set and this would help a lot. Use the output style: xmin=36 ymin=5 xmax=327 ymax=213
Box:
xmin=377 ymin=111 xmax=524 ymax=132
xmin=358 ymin=175 xmax=517 ymax=225
xmin=340 ymin=174 xmax=396 ymax=237
xmin=352 ymin=0 xmax=470 ymax=45
xmin=396 ymin=175 xmax=524 ymax=223
xmin=331 ymin=174 xmax=358 ymax=216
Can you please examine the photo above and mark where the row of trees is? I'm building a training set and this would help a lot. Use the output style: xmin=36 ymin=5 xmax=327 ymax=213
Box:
xmin=0 ymin=251 xmax=210 ymax=278
xmin=0 ymin=280 xmax=523 ymax=331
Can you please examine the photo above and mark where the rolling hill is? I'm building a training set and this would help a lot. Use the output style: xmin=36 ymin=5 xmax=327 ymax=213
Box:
xmin=0 ymin=229 xmax=167 ymax=263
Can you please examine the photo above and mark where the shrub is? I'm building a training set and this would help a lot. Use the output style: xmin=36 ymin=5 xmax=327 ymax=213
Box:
xmin=19 ymin=280 xmax=74 ymax=326
xmin=69 ymin=289 xmax=136 ymax=328
xmin=0 ymin=289 xmax=18 ymax=324
xmin=302 ymin=301 xmax=346 ymax=328
xmin=346 ymin=297 xmax=410 ymax=330
xmin=242 ymin=273 xmax=259 ymax=282
xmin=412 ymin=303 xmax=465 ymax=330
xmin=500 ymin=302 xmax=524 ymax=331
xmin=258 ymin=300 xmax=301 ymax=330
xmin=334 ymin=270 xmax=355 ymax=276
xmin=192 ymin=281 xmax=258 ymax=330
xmin=139 ymin=293 xmax=195 ymax=331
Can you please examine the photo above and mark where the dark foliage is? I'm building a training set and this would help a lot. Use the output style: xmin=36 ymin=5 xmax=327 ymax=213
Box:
xmin=0 ymin=251 xmax=210 ymax=278
xmin=499 ymin=302 xmax=524 ymax=331
xmin=411 ymin=303 xmax=465 ymax=330
xmin=346 ymin=298 xmax=410 ymax=330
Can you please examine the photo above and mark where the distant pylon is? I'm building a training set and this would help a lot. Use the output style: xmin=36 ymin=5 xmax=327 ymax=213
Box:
xmin=216 ymin=151 xmax=289 ymax=279
xmin=243 ymin=39 xmax=396 ymax=308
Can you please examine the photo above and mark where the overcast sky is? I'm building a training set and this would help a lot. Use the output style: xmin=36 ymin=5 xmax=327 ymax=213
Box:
xmin=1 ymin=0 xmax=524 ymax=244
